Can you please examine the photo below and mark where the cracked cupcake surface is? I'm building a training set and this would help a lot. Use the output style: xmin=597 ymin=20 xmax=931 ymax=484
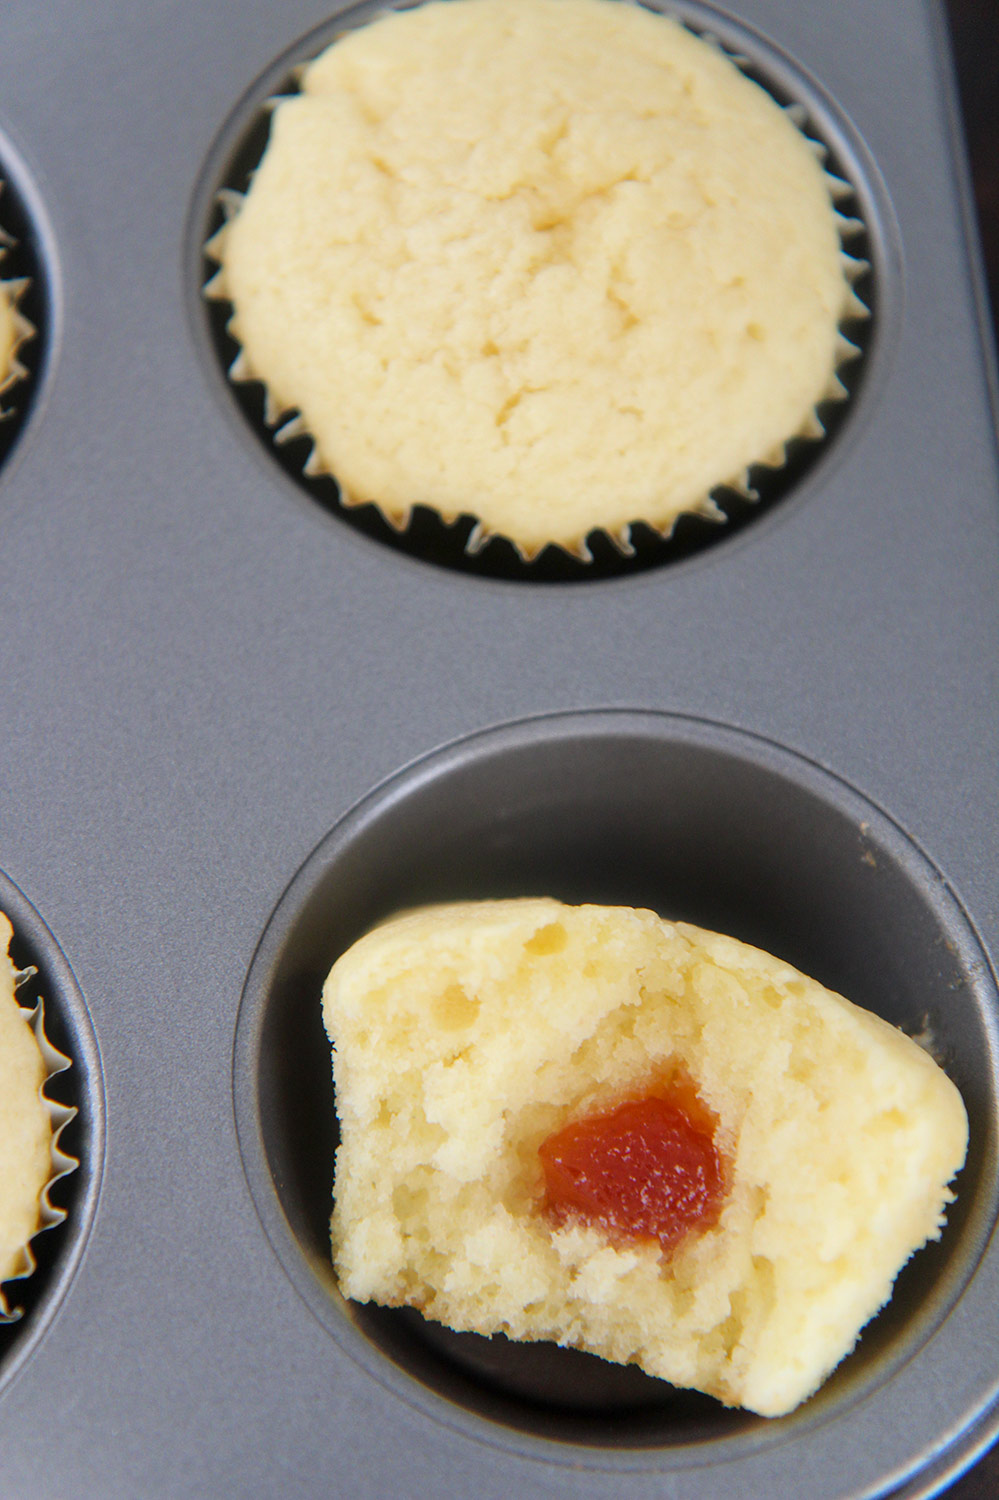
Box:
xmin=0 ymin=913 xmax=53 ymax=1299
xmin=322 ymin=899 xmax=967 ymax=1417
xmin=215 ymin=0 xmax=856 ymax=557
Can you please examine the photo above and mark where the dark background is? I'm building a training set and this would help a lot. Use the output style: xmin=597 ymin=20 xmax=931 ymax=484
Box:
xmin=895 ymin=6 xmax=998 ymax=1497
xmin=946 ymin=0 xmax=998 ymax=357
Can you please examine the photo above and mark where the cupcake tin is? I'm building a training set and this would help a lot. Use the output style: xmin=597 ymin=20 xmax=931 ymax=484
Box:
xmin=0 ymin=0 xmax=997 ymax=1496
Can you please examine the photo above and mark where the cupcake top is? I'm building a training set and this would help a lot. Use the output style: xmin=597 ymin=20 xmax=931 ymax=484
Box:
xmin=0 ymin=913 xmax=53 ymax=1297
xmin=218 ymin=0 xmax=854 ymax=557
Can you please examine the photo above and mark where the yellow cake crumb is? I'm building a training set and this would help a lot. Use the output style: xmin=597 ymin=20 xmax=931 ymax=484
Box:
xmin=322 ymin=899 xmax=967 ymax=1417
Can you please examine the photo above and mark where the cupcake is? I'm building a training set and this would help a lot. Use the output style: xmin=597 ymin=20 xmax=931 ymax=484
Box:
xmin=210 ymin=0 xmax=865 ymax=561
xmin=0 ymin=912 xmax=74 ymax=1322
xmin=323 ymin=900 xmax=967 ymax=1417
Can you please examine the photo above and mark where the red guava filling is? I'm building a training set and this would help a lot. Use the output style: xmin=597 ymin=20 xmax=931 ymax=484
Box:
xmin=539 ymin=1079 xmax=726 ymax=1252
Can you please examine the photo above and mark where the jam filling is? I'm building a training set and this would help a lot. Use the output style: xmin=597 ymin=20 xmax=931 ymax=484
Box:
xmin=539 ymin=1075 xmax=726 ymax=1252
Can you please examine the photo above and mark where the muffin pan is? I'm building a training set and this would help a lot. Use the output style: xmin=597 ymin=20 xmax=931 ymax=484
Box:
xmin=0 ymin=0 xmax=997 ymax=1496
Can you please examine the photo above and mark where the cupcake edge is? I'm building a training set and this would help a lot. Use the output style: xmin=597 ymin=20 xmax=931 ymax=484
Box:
xmin=0 ymin=976 xmax=77 ymax=1324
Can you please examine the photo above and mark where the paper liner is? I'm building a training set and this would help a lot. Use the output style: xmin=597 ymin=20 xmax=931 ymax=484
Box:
xmin=0 ymin=977 xmax=78 ymax=1324
xmin=0 ymin=202 xmax=36 ymax=420
xmin=203 ymin=16 xmax=872 ymax=572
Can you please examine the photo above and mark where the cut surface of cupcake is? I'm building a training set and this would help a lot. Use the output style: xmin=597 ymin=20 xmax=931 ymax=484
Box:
xmin=0 ymin=912 xmax=71 ymax=1321
xmin=322 ymin=899 xmax=967 ymax=1417
xmin=211 ymin=0 xmax=861 ymax=561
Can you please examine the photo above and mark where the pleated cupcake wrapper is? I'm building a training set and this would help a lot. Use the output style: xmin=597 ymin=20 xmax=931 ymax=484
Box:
xmin=0 ymin=185 xmax=37 ymax=418
xmin=204 ymin=25 xmax=871 ymax=566
xmin=0 ymin=978 xmax=77 ymax=1324
xmin=0 ymin=274 xmax=34 ymax=420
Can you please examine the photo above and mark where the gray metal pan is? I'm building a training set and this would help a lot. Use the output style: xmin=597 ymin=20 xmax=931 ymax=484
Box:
xmin=0 ymin=1 xmax=996 ymax=1495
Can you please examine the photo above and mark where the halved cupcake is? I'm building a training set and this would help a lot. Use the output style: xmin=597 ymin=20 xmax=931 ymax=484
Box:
xmin=323 ymin=899 xmax=967 ymax=1416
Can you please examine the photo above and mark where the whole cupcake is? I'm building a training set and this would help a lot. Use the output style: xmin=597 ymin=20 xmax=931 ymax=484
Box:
xmin=213 ymin=0 xmax=862 ymax=559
